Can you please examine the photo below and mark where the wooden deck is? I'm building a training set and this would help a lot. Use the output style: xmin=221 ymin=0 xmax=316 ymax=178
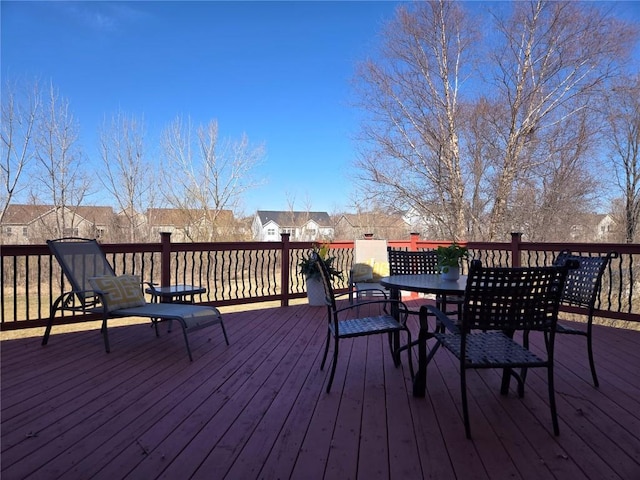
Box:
xmin=2 ymin=299 xmax=639 ymax=480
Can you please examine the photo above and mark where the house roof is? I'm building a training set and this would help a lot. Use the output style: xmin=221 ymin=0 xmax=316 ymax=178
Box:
xmin=146 ymin=208 xmax=233 ymax=228
xmin=1 ymin=204 xmax=114 ymax=225
xmin=256 ymin=210 xmax=332 ymax=227
xmin=337 ymin=212 xmax=407 ymax=228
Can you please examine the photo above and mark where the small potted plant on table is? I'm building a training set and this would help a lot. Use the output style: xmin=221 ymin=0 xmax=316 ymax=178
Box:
xmin=299 ymin=243 xmax=342 ymax=306
xmin=436 ymin=242 xmax=469 ymax=281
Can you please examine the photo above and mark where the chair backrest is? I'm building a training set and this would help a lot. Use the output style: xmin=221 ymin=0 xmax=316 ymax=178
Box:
xmin=462 ymin=260 xmax=570 ymax=333
xmin=553 ymin=250 xmax=617 ymax=311
xmin=388 ymin=248 xmax=440 ymax=275
xmin=352 ymin=239 xmax=389 ymax=282
xmin=48 ymin=237 xmax=116 ymax=305
xmin=354 ymin=239 xmax=387 ymax=263
xmin=313 ymin=252 xmax=336 ymax=311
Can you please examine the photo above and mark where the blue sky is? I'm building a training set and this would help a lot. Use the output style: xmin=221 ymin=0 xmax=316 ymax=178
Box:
xmin=1 ymin=1 xmax=403 ymax=216
xmin=4 ymin=1 xmax=639 ymax=217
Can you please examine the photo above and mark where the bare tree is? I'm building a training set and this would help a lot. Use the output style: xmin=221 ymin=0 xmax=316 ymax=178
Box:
xmin=160 ymin=116 xmax=265 ymax=241
xmin=354 ymin=1 xmax=638 ymax=242
xmin=354 ymin=0 xmax=476 ymax=241
xmin=1 ymin=79 xmax=40 ymax=224
xmin=31 ymin=82 xmax=92 ymax=238
xmin=484 ymin=1 xmax=637 ymax=240
xmin=604 ymin=74 xmax=640 ymax=243
xmin=98 ymin=111 xmax=155 ymax=242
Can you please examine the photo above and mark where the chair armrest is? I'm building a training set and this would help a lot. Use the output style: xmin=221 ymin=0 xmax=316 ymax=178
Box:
xmin=335 ymin=298 xmax=409 ymax=322
xmin=334 ymin=291 xmax=353 ymax=300
xmin=51 ymin=289 xmax=106 ymax=313
xmin=351 ymin=286 xmax=388 ymax=299
xmin=426 ymin=305 xmax=460 ymax=334
xmin=338 ymin=285 xmax=388 ymax=300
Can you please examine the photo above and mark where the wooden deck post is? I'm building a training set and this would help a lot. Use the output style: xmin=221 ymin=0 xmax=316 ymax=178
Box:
xmin=510 ymin=232 xmax=522 ymax=267
xmin=281 ymin=233 xmax=291 ymax=307
xmin=160 ymin=232 xmax=172 ymax=288
xmin=410 ymin=232 xmax=420 ymax=251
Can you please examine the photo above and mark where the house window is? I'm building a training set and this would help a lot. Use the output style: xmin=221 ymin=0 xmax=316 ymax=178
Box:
xmin=5 ymin=227 xmax=12 ymax=235
xmin=267 ymin=228 xmax=276 ymax=236
xmin=96 ymin=228 xmax=105 ymax=238
xmin=22 ymin=227 xmax=28 ymax=236
xmin=63 ymin=227 xmax=79 ymax=237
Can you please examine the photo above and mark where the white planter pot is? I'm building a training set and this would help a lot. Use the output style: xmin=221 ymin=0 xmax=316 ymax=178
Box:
xmin=306 ymin=277 xmax=327 ymax=306
xmin=440 ymin=266 xmax=460 ymax=281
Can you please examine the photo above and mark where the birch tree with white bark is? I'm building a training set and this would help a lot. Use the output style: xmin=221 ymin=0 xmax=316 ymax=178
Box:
xmin=160 ymin=116 xmax=265 ymax=241
xmin=354 ymin=0 xmax=638 ymax=241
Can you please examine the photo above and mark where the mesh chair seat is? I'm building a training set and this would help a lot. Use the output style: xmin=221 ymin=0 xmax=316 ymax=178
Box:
xmin=435 ymin=331 xmax=545 ymax=366
xmin=113 ymin=303 xmax=222 ymax=331
xmin=331 ymin=315 xmax=404 ymax=338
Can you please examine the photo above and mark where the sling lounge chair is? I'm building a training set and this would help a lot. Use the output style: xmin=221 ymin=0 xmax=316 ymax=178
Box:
xmin=42 ymin=237 xmax=228 ymax=361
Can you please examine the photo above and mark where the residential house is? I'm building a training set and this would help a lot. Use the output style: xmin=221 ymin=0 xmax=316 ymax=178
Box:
xmin=570 ymin=213 xmax=618 ymax=242
xmin=0 ymin=204 xmax=240 ymax=244
xmin=401 ymin=206 xmax=441 ymax=239
xmin=252 ymin=211 xmax=334 ymax=241
xmin=0 ymin=204 xmax=115 ymax=245
xmin=334 ymin=211 xmax=410 ymax=240
xmin=146 ymin=208 xmax=236 ymax=242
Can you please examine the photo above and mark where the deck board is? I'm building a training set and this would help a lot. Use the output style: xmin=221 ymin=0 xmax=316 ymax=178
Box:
xmin=2 ymin=300 xmax=640 ymax=480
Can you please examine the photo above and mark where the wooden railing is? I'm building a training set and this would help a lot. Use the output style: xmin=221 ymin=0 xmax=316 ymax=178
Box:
xmin=1 ymin=232 xmax=638 ymax=330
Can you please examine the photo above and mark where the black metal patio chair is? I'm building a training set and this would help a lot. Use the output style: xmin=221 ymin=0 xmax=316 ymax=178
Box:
xmin=387 ymin=248 xmax=464 ymax=318
xmin=550 ymin=250 xmax=618 ymax=387
xmin=313 ymin=252 xmax=414 ymax=393
xmin=42 ymin=237 xmax=228 ymax=360
xmin=426 ymin=260 xmax=573 ymax=438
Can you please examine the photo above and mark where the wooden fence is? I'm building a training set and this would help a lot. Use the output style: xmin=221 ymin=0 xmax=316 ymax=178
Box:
xmin=1 ymin=232 xmax=638 ymax=330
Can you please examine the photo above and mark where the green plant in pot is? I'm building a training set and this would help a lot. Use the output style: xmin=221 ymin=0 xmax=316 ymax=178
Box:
xmin=298 ymin=242 xmax=342 ymax=282
xmin=299 ymin=243 xmax=342 ymax=306
xmin=436 ymin=243 xmax=469 ymax=280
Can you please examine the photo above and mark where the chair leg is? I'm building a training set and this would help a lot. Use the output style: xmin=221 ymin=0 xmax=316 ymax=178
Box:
xmin=403 ymin=330 xmax=414 ymax=379
xmin=548 ymin=364 xmax=560 ymax=435
xmin=586 ymin=326 xmax=599 ymax=388
xmin=180 ymin=321 xmax=194 ymax=362
xmin=219 ymin=318 xmax=230 ymax=345
xmin=326 ymin=337 xmax=339 ymax=393
xmin=42 ymin=307 xmax=56 ymax=346
xmin=520 ymin=330 xmax=531 ymax=389
xmin=500 ymin=368 xmax=512 ymax=396
xmin=152 ymin=318 xmax=161 ymax=336
xmin=321 ymin=330 xmax=331 ymax=370
xmin=388 ymin=332 xmax=401 ymax=367
xmin=461 ymin=367 xmax=472 ymax=439
xmin=100 ymin=317 xmax=111 ymax=353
